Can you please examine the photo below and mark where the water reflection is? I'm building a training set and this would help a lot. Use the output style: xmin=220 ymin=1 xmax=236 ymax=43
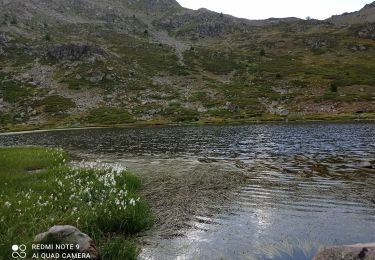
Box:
xmin=0 ymin=122 xmax=374 ymax=259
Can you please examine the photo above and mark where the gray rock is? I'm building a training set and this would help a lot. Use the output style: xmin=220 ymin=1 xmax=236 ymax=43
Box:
xmin=305 ymin=37 xmax=331 ymax=49
xmin=359 ymin=161 xmax=373 ymax=169
xmin=350 ymin=44 xmax=368 ymax=52
xmin=226 ymin=102 xmax=240 ymax=113
xmin=35 ymin=225 xmax=99 ymax=260
xmin=105 ymin=74 xmax=114 ymax=80
xmin=313 ymin=243 xmax=375 ymax=260
xmin=356 ymin=108 xmax=367 ymax=114
xmin=358 ymin=24 xmax=375 ymax=40
xmin=0 ymin=34 xmax=9 ymax=44
xmin=47 ymin=44 xmax=105 ymax=60
xmin=87 ymin=71 xmax=104 ymax=82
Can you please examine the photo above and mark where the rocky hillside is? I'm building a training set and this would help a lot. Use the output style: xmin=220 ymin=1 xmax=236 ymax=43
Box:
xmin=0 ymin=0 xmax=374 ymax=131
xmin=328 ymin=2 xmax=375 ymax=25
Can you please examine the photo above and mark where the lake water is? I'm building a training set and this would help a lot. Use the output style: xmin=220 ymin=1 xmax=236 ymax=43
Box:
xmin=1 ymin=122 xmax=374 ymax=259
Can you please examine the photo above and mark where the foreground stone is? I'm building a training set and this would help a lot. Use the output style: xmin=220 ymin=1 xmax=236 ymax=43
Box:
xmin=359 ymin=161 xmax=374 ymax=169
xmin=35 ymin=225 xmax=99 ymax=259
xmin=313 ymin=243 xmax=375 ymax=260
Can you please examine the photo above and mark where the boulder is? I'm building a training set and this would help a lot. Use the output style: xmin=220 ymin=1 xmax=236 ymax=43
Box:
xmin=313 ymin=243 xmax=375 ymax=260
xmin=105 ymin=74 xmax=114 ymax=80
xmin=359 ymin=161 xmax=374 ymax=169
xmin=356 ymin=108 xmax=367 ymax=114
xmin=349 ymin=44 xmax=368 ymax=52
xmin=35 ymin=225 xmax=99 ymax=259
xmin=87 ymin=71 xmax=105 ymax=82
xmin=226 ymin=102 xmax=240 ymax=113
xmin=305 ymin=37 xmax=332 ymax=49
xmin=0 ymin=34 xmax=9 ymax=44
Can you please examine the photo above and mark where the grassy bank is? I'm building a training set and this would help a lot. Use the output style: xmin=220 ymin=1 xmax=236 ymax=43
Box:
xmin=1 ymin=112 xmax=375 ymax=134
xmin=0 ymin=147 xmax=153 ymax=259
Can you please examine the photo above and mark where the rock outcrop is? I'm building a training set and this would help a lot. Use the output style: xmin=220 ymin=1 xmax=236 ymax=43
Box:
xmin=327 ymin=1 xmax=375 ymax=25
xmin=358 ymin=23 xmax=375 ymax=40
xmin=47 ymin=44 xmax=105 ymax=60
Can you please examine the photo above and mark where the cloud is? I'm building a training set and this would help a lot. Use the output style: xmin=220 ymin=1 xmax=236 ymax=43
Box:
xmin=176 ymin=0 xmax=371 ymax=20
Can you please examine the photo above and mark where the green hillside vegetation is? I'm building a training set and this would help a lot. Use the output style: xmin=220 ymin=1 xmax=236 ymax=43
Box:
xmin=0 ymin=0 xmax=374 ymax=131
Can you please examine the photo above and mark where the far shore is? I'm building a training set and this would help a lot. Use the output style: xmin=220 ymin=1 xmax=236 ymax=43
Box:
xmin=1 ymin=116 xmax=375 ymax=135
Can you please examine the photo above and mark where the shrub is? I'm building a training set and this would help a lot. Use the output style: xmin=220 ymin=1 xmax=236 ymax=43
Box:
xmin=85 ymin=107 xmax=136 ymax=125
xmin=36 ymin=95 xmax=75 ymax=114
xmin=330 ymin=82 xmax=338 ymax=92
xmin=44 ymin=33 xmax=51 ymax=41
xmin=10 ymin=16 xmax=17 ymax=25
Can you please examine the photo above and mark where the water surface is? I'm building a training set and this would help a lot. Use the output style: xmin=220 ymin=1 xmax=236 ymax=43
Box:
xmin=1 ymin=122 xmax=374 ymax=259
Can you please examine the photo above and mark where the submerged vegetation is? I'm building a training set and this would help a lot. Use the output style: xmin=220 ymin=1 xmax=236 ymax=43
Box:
xmin=0 ymin=147 xmax=153 ymax=259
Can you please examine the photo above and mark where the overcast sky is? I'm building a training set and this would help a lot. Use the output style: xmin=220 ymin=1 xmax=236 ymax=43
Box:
xmin=176 ymin=0 xmax=372 ymax=20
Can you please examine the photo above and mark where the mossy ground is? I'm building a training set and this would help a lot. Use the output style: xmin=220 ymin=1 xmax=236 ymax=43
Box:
xmin=0 ymin=147 xmax=153 ymax=259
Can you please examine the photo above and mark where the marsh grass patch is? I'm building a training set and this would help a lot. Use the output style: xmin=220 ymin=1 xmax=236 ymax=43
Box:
xmin=0 ymin=147 xmax=153 ymax=259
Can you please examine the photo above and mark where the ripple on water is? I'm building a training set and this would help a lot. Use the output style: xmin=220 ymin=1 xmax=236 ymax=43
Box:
xmin=0 ymin=123 xmax=374 ymax=259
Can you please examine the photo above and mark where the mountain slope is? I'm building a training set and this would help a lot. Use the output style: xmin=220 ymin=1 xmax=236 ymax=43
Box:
xmin=0 ymin=0 xmax=374 ymax=131
xmin=328 ymin=1 xmax=375 ymax=25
